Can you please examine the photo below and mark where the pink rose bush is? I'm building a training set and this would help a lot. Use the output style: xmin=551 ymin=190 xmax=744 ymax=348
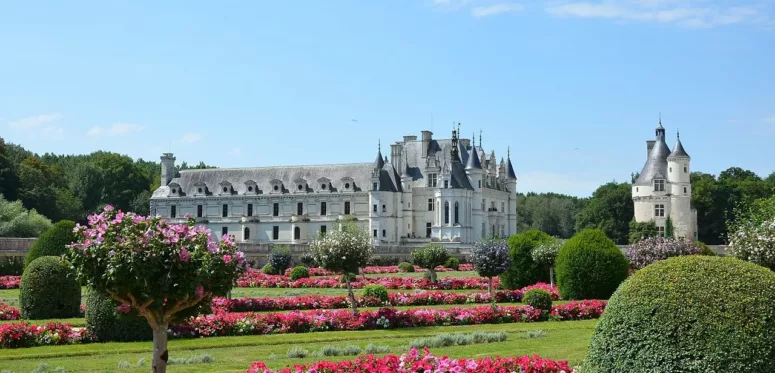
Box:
xmin=0 ymin=302 xmax=20 ymax=320
xmin=237 ymin=270 xmax=499 ymax=290
xmin=522 ymin=283 xmax=561 ymax=300
xmin=0 ymin=322 xmax=90 ymax=348
xmin=0 ymin=276 xmax=20 ymax=289
xmin=281 ymin=265 xmax=469 ymax=277
xmin=550 ymin=300 xmax=607 ymax=321
xmin=247 ymin=347 xmax=574 ymax=373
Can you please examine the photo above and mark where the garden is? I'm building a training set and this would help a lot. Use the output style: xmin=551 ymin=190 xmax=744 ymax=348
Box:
xmin=1 ymin=200 xmax=775 ymax=373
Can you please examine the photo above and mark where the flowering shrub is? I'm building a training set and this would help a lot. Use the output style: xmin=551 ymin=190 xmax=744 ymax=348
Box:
xmin=729 ymin=219 xmax=775 ymax=271
xmin=470 ymin=239 xmax=510 ymax=293
xmin=66 ymin=206 xmax=246 ymax=373
xmin=237 ymin=270 xmax=499 ymax=290
xmin=246 ymin=348 xmax=574 ymax=373
xmin=0 ymin=322 xmax=90 ymax=348
xmin=532 ymin=240 xmax=561 ymax=286
xmin=627 ymin=236 xmax=701 ymax=270
xmin=0 ymin=302 xmax=21 ymax=320
xmin=280 ymin=265 xmax=472 ymax=277
xmin=522 ymin=283 xmax=561 ymax=300
xmin=549 ymin=300 xmax=607 ymax=321
xmin=0 ymin=276 xmax=20 ymax=289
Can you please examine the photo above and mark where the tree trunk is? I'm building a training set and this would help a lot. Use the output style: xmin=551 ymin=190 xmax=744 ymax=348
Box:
xmin=549 ymin=267 xmax=554 ymax=287
xmin=488 ymin=277 xmax=493 ymax=295
xmin=429 ymin=269 xmax=437 ymax=283
xmin=151 ymin=323 xmax=169 ymax=373
xmin=346 ymin=276 xmax=359 ymax=316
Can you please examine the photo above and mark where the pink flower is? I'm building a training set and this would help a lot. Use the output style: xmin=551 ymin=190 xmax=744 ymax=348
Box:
xmin=223 ymin=254 xmax=232 ymax=264
xmin=179 ymin=248 xmax=190 ymax=263
xmin=116 ymin=303 xmax=131 ymax=313
xmin=195 ymin=285 xmax=204 ymax=298
xmin=104 ymin=205 xmax=114 ymax=212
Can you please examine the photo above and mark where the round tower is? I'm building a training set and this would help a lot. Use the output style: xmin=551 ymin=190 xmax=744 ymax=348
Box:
xmin=667 ymin=131 xmax=694 ymax=239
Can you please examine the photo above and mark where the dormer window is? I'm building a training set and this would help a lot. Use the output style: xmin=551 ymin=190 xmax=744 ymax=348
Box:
xmin=654 ymin=179 xmax=665 ymax=192
xmin=193 ymin=182 xmax=208 ymax=196
xmin=168 ymin=182 xmax=181 ymax=197
xmin=244 ymin=180 xmax=258 ymax=195
xmin=317 ymin=177 xmax=331 ymax=193
xmin=218 ymin=181 xmax=233 ymax=196
xmin=341 ymin=177 xmax=355 ymax=192
xmin=293 ymin=178 xmax=308 ymax=194
xmin=269 ymin=179 xmax=283 ymax=194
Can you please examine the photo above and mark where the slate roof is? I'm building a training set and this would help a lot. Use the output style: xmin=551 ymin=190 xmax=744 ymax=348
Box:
xmin=634 ymin=136 xmax=671 ymax=186
xmin=465 ymin=144 xmax=483 ymax=170
xmin=401 ymin=138 xmax=479 ymax=190
xmin=669 ymin=137 xmax=690 ymax=158
xmin=506 ymin=158 xmax=517 ymax=179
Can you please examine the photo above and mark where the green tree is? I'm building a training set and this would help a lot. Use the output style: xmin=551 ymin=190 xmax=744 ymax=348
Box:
xmin=411 ymin=244 xmax=450 ymax=283
xmin=0 ymin=195 xmax=52 ymax=237
xmin=0 ymin=137 xmax=20 ymax=201
xmin=25 ymin=220 xmax=76 ymax=267
xmin=665 ymin=215 xmax=674 ymax=238
xmin=501 ymin=230 xmax=554 ymax=289
xmin=69 ymin=162 xmax=104 ymax=213
xmin=517 ymin=192 xmax=586 ymax=238
xmin=574 ymin=182 xmax=633 ymax=244
xmin=95 ymin=153 xmax=151 ymax=211
xmin=628 ymin=219 xmax=657 ymax=244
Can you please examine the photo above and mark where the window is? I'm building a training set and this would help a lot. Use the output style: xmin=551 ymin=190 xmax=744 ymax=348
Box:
xmin=654 ymin=204 xmax=665 ymax=217
xmin=222 ymin=204 xmax=228 ymax=217
xmin=297 ymin=202 xmax=303 ymax=216
xmin=221 ymin=227 xmax=228 ymax=237
xmin=294 ymin=226 xmax=301 ymax=240
xmin=243 ymin=227 xmax=250 ymax=240
xmin=320 ymin=225 xmax=326 ymax=236
xmin=426 ymin=222 xmax=432 ymax=238
xmin=478 ymin=180 xmax=481 ymax=188
xmin=382 ymin=204 xmax=386 ymax=213
xmin=373 ymin=229 xmax=378 ymax=237
xmin=428 ymin=173 xmax=438 ymax=187
xmin=273 ymin=203 xmax=279 ymax=216
xmin=223 ymin=187 xmax=229 ymax=193
xmin=247 ymin=204 xmax=253 ymax=217
xmin=373 ymin=183 xmax=378 ymax=191
xmin=428 ymin=198 xmax=434 ymax=211
xmin=654 ymin=179 xmax=665 ymax=192
xmin=482 ymin=222 xmax=486 ymax=238
xmin=684 ymin=187 xmax=687 ymax=194
xmin=298 ymin=184 xmax=303 ymax=191
xmin=321 ymin=183 xmax=327 ymax=190
xmin=344 ymin=201 xmax=351 ymax=215
xmin=657 ymin=226 xmax=666 ymax=237
xmin=345 ymin=182 xmax=350 ymax=189
xmin=272 ymin=226 xmax=279 ymax=240
xmin=170 ymin=205 xmax=176 ymax=218
xmin=320 ymin=202 xmax=326 ymax=216
xmin=248 ymin=186 xmax=253 ymax=192
xmin=636 ymin=187 xmax=639 ymax=193
xmin=502 ymin=202 xmax=505 ymax=212
xmin=444 ymin=180 xmax=448 ymax=188
xmin=196 ymin=205 xmax=203 ymax=218
xmin=454 ymin=202 xmax=459 ymax=224
xmin=684 ymin=166 xmax=688 ymax=173
xmin=444 ymin=202 xmax=450 ymax=224
xmin=501 ymin=225 xmax=505 ymax=237
xmin=373 ymin=204 xmax=377 ymax=212
xmin=382 ymin=229 xmax=386 ymax=237
xmin=669 ymin=167 xmax=672 ymax=173
xmin=273 ymin=185 xmax=279 ymax=191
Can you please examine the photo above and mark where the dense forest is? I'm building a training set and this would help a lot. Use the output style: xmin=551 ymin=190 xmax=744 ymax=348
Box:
xmin=1 ymin=136 xmax=774 ymax=244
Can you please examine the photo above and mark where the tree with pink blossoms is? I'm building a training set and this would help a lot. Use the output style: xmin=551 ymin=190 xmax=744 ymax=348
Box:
xmin=66 ymin=206 xmax=246 ymax=373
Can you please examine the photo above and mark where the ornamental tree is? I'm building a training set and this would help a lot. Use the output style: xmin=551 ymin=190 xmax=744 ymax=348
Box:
xmin=728 ymin=195 xmax=775 ymax=271
xmin=66 ymin=206 xmax=246 ymax=373
xmin=531 ymin=240 xmax=561 ymax=287
xmin=626 ymin=236 xmax=701 ymax=270
xmin=470 ymin=239 xmax=510 ymax=294
xmin=309 ymin=222 xmax=372 ymax=316
xmin=411 ymin=244 xmax=449 ymax=283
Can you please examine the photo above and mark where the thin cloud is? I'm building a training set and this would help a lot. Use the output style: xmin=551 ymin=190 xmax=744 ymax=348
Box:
xmin=88 ymin=123 xmax=144 ymax=137
xmin=766 ymin=114 xmax=775 ymax=125
xmin=180 ymin=133 xmax=203 ymax=144
xmin=545 ymin=1 xmax=763 ymax=28
xmin=41 ymin=126 xmax=65 ymax=139
xmin=9 ymin=113 xmax=63 ymax=128
xmin=472 ymin=3 xmax=524 ymax=17
xmin=229 ymin=147 xmax=242 ymax=157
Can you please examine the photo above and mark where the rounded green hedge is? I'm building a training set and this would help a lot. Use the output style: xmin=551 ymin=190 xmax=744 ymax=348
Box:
xmin=25 ymin=220 xmax=76 ymax=267
xmin=693 ymin=241 xmax=715 ymax=256
xmin=86 ymin=288 xmax=152 ymax=342
xmin=585 ymin=256 xmax=775 ymax=372
xmin=398 ymin=262 xmax=415 ymax=273
xmin=501 ymin=230 xmax=553 ymax=289
xmin=261 ymin=263 xmax=276 ymax=275
xmin=19 ymin=256 xmax=81 ymax=319
xmin=444 ymin=257 xmax=460 ymax=270
xmin=290 ymin=266 xmax=310 ymax=281
xmin=555 ymin=229 xmax=629 ymax=300
xmin=522 ymin=289 xmax=552 ymax=311
xmin=362 ymin=284 xmax=389 ymax=302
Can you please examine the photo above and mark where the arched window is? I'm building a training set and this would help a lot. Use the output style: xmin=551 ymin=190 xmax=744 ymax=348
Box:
xmin=243 ymin=227 xmax=250 ymax=241
xmin=454 ymin=202 xmax=459 ymax=224
xmin=444 ymin=202 xmax=450 ymax=224
xmin=294 ymin=226 xmax=301 ymax=240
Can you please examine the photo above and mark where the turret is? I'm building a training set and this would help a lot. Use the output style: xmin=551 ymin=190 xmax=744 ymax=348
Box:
xmin=465 ymin=144 xmax=483 ymax=191
xmin=668 ymin=130 xmax=691 ymax=188
xmin=160 ymin=153 xmax=175 ymax=186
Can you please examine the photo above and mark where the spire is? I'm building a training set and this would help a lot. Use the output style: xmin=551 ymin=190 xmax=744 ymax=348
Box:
xmin=479 ymin=130 xmax=482 ymax=148
xmin=506 ymin=147 xmax=517 ymax=180
xmin=669 ymin=130 xmax=690 ymax=158
xmin=451 ymin=122 xmax=459 ymax=162
xmin=375 ymin=140 xmax=385 ymax=169
xmin=655 ymin=115 xmax=665 ymax=139
xmin=465 ymin=142 xmax=482 ymax=170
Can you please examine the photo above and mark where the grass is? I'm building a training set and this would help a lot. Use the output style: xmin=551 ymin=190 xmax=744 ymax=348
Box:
xmin=0 ymin=320 xmax=598 ymax=372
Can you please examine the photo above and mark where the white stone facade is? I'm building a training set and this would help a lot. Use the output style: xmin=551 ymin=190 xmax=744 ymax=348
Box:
xmin=150 ymin=128 xmax=518 ymax=246
xmin=632 ymin=121 xmax=698 ymax=240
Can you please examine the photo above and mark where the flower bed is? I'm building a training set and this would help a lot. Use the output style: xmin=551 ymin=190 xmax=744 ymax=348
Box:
xmin=0 ymin=301 xmax=605 ymax=348
xmin=247 ymin=347 xmax=574 ymax=373
xmin=281 ymin=264 xmax=476 ymax=277
xmin=237 ymin=270 xmax=499 ymax=290
xmin=0 ymin=302 xmax=20 ymax=320
xmin=0 ymin=276 xmax=20 ymax=289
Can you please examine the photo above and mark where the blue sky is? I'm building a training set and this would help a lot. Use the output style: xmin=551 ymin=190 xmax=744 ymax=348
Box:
xmin=1 ymin=0 xmax=773 ymax=197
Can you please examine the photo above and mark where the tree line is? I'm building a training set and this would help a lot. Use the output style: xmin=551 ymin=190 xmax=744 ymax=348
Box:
xmin=2 ymin=136 xmax=774 ymax=243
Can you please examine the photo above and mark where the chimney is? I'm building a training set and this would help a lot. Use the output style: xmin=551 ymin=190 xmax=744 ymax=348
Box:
xmin=646 ymin=140 xmax=655 ymax=159
xmin=160 ymin=153 xmax=176 ymax=186
xmin=403 ymin=135 xmax=417 ymax=142
xmin=390 ymin=143 xmax=403 ymax=171
xmin=421 ymin=130 xmax=433 ymax=157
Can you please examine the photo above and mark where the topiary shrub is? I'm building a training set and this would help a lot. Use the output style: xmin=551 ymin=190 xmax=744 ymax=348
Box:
xmin=19 ymin=256 xmax=81 ymax=319
xmin=694 ymin=241 xmax=715 ymax=256
xmin=411 ymin=244 xmax=450 ymax=283
xmin=339 ymin=272 xmax=358 ymax=283
xmin=299 ymin=253 xmax=318 ymax=268
xmin=444 ymin=257 xmax=460 ymax=270
xmin=585 ymin=256 xmax=775 ymax=373
xmin=501 ymin=230 xmax=553 ymax=289
xmin=522 ymin=289 xmax=552 ymax=311
xmin=268 ymin=246 xmax=292 ymax=275
xmin=289 ymin=266 xmax=310 ymax=281
xmin=362 ymin=284 xmax=389 ymax=303
xmin=398 ymin=262 xmax=415 ymax=272
xmin=555 ymin=229 xmax=629 ymax=300
xmin=25 ymin=220 xmax=76 ymax=268
xmin=261 ymin=263 xmax=276 ymax=275
xmin=86 ymin=288 xmax=152 ymax=342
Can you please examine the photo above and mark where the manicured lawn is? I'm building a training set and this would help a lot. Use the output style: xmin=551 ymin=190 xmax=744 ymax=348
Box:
xmin=0 ymin=319 xmax=598 ymax=372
